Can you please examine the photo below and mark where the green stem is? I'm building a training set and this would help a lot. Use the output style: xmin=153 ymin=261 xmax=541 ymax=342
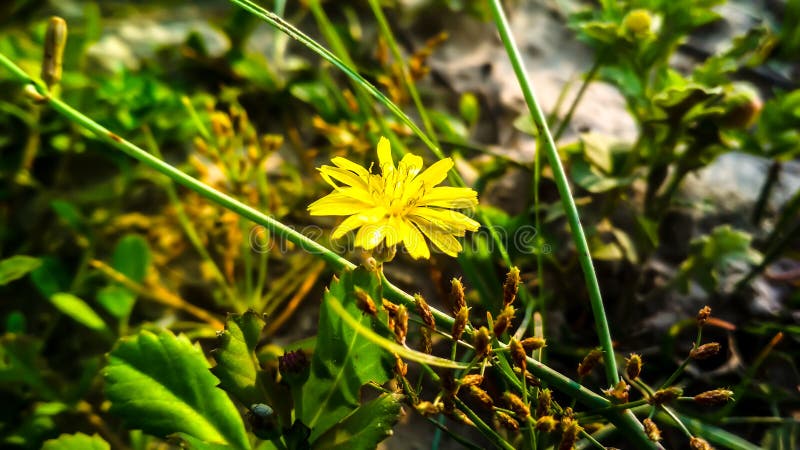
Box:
xmin=553 ymin=54 xmax=603 ymax=141
xmin=486 ymin=0 xmax=619 ymax=386
xmin=454 ymin=397 xmax=515 ymax=450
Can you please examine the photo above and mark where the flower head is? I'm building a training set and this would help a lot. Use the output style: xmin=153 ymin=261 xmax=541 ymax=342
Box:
xmin=308 ymin=137 xmax=479 ymax=259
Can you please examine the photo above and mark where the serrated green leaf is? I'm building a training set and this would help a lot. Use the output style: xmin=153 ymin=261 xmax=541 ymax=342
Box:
xmin=0 ymin=255 xmax=41 ymax=286
xmin=42 ymin=433 xmax=109 ymax=450
xmin=50 ymin=293 xmax=108 ymax=332
xmin=211 ymin=311 xmax=266 ymax=406
xmin=105 ymin=329 xmax=250 ymax=449
xmin=313 ymin=393 xmax=403 ymax=450
xmin=300 ymin=268 xmax=393 ymax=442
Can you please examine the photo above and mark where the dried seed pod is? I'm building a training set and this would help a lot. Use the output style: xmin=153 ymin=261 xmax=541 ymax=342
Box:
xmin=603 ymin=380 xmax=630 ymax=403
xmin=535 ymin=415 xmax=557 ymax=432
xmin=521 ymin=337 xmax=546 ymax=352
xmin=496 ymin=411 xmax=520 ymax=432
xmin=643 ymin=418 xmax=661 ymax=442
xmin=415 ymin=294 xmax=435 ymax=329
xmin=493 ymin=305 xmax=515 ymax=338
xmin=41 ymin=17 xmax=67 ymax=88
xmin=450 ymin=277 xmax=466 ymax=313
xmin=577 ymin=348 xmax=603 ymax=378
xmin=509 ymin=338 xmax=527 ymax=371
xmin=355 ymin=289 xmax=377 ymax=316
xmin=697 ymin=306 xmax=712 ymax=327
xmin=415 ymin=401 xmax=441 ymax=416
xmin=689 ymin=437 xmax=714 ymax=450
xmin=536 ymin=388 xmax=552 ymax=418
xmin=559 ymin=416 xmax=582 ymax=450
xmin=451 ymin=306 xmax=469 ymax=342
xmin=690 ymin=342 xmax=721 ymax=360
xmin=693 ymin=389 xmax=734 ymax=406
xmin=503 ymin=267 xmax=520 ymax=307
xmin=649 ymin=387 xmax=683 ymax=405
xmin=504 ymin=392 xmax=530 ymax=419
xmin=460 ymin=374 xmax=484 ymax=387
xmin=450 ymin=409 xmax=474 ymax=427
xmin=467 ymin=385 xmax=494 ymax=410
xmin=419 ymin=326 xmax=432 ymax=354
xmin=394 ymin=354 xmax=408 ymax=377
xmin=473 ymin=327 xmax=492 ymax=359
xmin=625 ymin=353 xmax=643 ymax=380
xmin=382 ymin=299 xmax=399 ymax=315
xmin=394 ymin=305 xmax=408 ymax=344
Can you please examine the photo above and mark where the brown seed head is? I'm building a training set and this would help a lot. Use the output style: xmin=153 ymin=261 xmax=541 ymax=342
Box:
xmin=394 ymin=354 xmax=408 ymax=377
xmin=493 ymin=305 xmax=515 ymax=338
xmin=625 ymin=353 xmax=643 ymax=380
xmin=503 ymin=267 xmax=521 ymax=307
xmin=450 ymin=277 xmax=466 ymax=313
xmin=521 ymin=337 xmax=547 ymax=352
xmin=649 ymin=387 xmax=683 ymax=405
xmin=467 ymin=386 xmax=494 ymax=410
xmin=474 ymin=326 xmax=492 ymax=359
xmin=693 ymin=389 xmax=734 ymax=406
xmin=394 ymin=305 xmax=408 ymax=344
xmin=697 ymin=306 xmax=712 ymax=327
xmin=603 ymin=380 xmax=630 ymax=403
xmin=689 ymin=437 xmax=714 ymax=450
xmin=382 ymin=299 xmax=399 ymax=315
xmin=415 ymin=294 xmax=435 ymax=328
xmin=536 ymin=388 xmax=552 ymax=417
xmin=504 ymin=392 xmax=530 ymax=419
xmin=577 ymin=349 xmax=603 ymax=378
xmin=509 ymin=338 xmax=527 ymax=371
xmin=414 ymin=401 xmax=441 ymax=416
xmin=419 ymin=326 xmax=432 ymax=354
xmin=559 ymin=416 xmax=582 ymax=450
xmin=451 ymin=306 xmax=469 ymax=342
xmin=535 ymin=415 xmax=557 ymax=433
xmin=690 ymin=342 xmax=721 ymax=360
xmin=460 ymin=374 xmax=484 ymax=387
xmin=643 ymin=418 xmax=661 ymax=442
xmin=355 ymin=289 xmax=377 ymax=316
xmin=496 ymin=411 xmax=520 ymax=432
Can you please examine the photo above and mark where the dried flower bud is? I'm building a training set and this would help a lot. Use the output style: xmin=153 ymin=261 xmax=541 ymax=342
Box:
xmin=689 ymin=436 xmax=714 ymax=450
xmin=394 ymin=354 xmax=408 ymax=377
xmin=697 ymin=306 xmax=712 ymax=326
xmin=535 ymin=415 xmax=557 ymax=433
xmin=460 ymin=374 xmax=484 ymax=387
xmin=415 ymin=294 xmax=435 ymax=329
xmin=450 ymin=277 xmax=466 ymax=313
xmin=394 ymin=305 xmax=408 ymax=344
xmin=504 ymin=392 xmax=530 ymax=419
xmin=690 ymin=342 xmax=721 ymax=360
xmin=493 ymin=305 xmax=515 ymax=338
xmin=450 ymin=409 xmax=473 ymax=427
xmin=577 ymin=349 xmax=603 ymax=378
xmin=649 ymin=387 xmax=683 ymax=405
xmin=503 ymin=267 xmax=520 ymax=307
xmin=415 ymin=401 xmax=441 ymax=416
xmin=509 ymin=338 xmax=527 ymax=371
xmin=536 ymin=388 xmax=552 ymax=417
xmin=451 ymin=306 xmax=469 ymax=342
xmin=559 ymin=416 xmax=582 ymax=450
xmin=474 ymin=326 xmax=492 ymax=359
xmin=355 ymin=289 xmax=377 ymax=316
xmin=42 ymin=17 xmax=68 ymax=88
xmin=603 ymin=380 xmax=630 ymax=403
xmin=693 ymin=389 xmax=734 ymax=406
xmin=496 ymin=411 xmax=520 ymax=432
xmin=625 ymin=353 xmax=642 ymax=380
xmin=382 ymin=299 xmax=399 ymax=315
xmin=419 ymin=326 xmax=432 ymax=354
xmin=521 ymin=337 xmax=547 ymax=352
xmin=278 ymin=350 xmax=310 ymax=385
xmin=643 ymin=418 xmax=661 ymax=442
xmin=468 ymin=386 xmax=494 ymax=410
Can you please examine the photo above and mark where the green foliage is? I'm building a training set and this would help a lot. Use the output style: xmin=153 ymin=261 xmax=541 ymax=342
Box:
xmin=313 ymin=393 xmax=403 ymax=450
xmin=299 ymin=267 xmax=394 ymax=442
xmin=97 ymin=234 xmax=151 ymax=319
xmin=211 ymin=310 xmax=267 ymax=407
xmin=678 ymin=225 xmax=763 ymax=293
xmin=42 ymin=433 xmax=110 ymax=450
xmin=105 ymin=329 xmax=251 ymax=449
xmin=50 ymin=292 xmax=108 ymax=332
xmin=0 ymin=254 xmax=40 ymax=285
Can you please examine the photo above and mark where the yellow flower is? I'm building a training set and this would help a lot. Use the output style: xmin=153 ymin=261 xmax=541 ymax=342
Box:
xmin=308 ymin=137 xmax=480 ymax=259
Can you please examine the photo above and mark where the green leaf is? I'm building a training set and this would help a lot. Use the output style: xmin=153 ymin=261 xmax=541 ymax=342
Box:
xmin=0 ymin=333 xmax=54 ymax=398
xmin=105 ymin=329 xmax=250 ymax=449
xmin=0 ymin=255 xmax=41 ymax=286
xmin=42 ymin=433 xmax=110 ymax=450
xmin=211 ymin=310 xmax=267 ymax=406
xmin=300 ymin=268 xmax=393 ymax=442
xmin=678 ymin=225 xmax=762 ymax=292
xmin=313 ymin=393 xmax=403 ymax=450
xmin=50 ymin=293 xmax=108 ymax=332
xmin=30 ymin=257 xmax=70 ymax=298
xmin=111 ymin=234 xmax=151 ymax=283
xmin=96 ymin=286 xmax=136 ymax=320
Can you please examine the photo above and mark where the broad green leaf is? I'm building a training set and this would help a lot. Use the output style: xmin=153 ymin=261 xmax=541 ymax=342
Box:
xmin=0 ymin=255 xmax=41 ymax=286
xmin=42 ymin=433 xmax=110 ymax=450
xmin=96 ymin=286 xmax=136 ymax=319
xmin=50 ymin=293 xmax=108 ymax=332
xmin=105 ymin=329 xmax=250 ymax=449
xmin=313 ymin=393 xmax=403 ymax=450
xmin=300 ymin=268 xmax=393 ymax=442
xmin=211 ymin=310 xmax=267 ymax=406
xmin=111 ymin=234 xmax=151 ymax=283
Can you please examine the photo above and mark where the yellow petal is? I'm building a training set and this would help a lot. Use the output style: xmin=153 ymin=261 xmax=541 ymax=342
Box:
xmin=418 ymin=186 xmax=478 ymax=209
xmin=308 ymin=192 xmax=372 ymax=216
xmin=417 ymin=224 xmax=463 ymax=257
xmin=319 ymin=165 xmax=368 ymax=188
xmin=384 ymin=216 xmax=403 ymax=247
xmin=332 ymin=214 xmax=367 ymax=239
xmin=331 ymin=156 xmax=369 ymax=179
xmin=331 ymin=206 xmax=387 ymax=239
xmin=410 ymin=207 xmax=480 ymax=234
xmin=377 ymin=136 xmax=394 ymax=174
xmin=399 ymin=219 xmax=430 ymax=259
xmin=354 ymin=221 xmax=389 ymax=250
xmin=398 ymin=153 xmax=423 ymax=177
xmin=415 ymin=158 xmax=453 ymax=187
